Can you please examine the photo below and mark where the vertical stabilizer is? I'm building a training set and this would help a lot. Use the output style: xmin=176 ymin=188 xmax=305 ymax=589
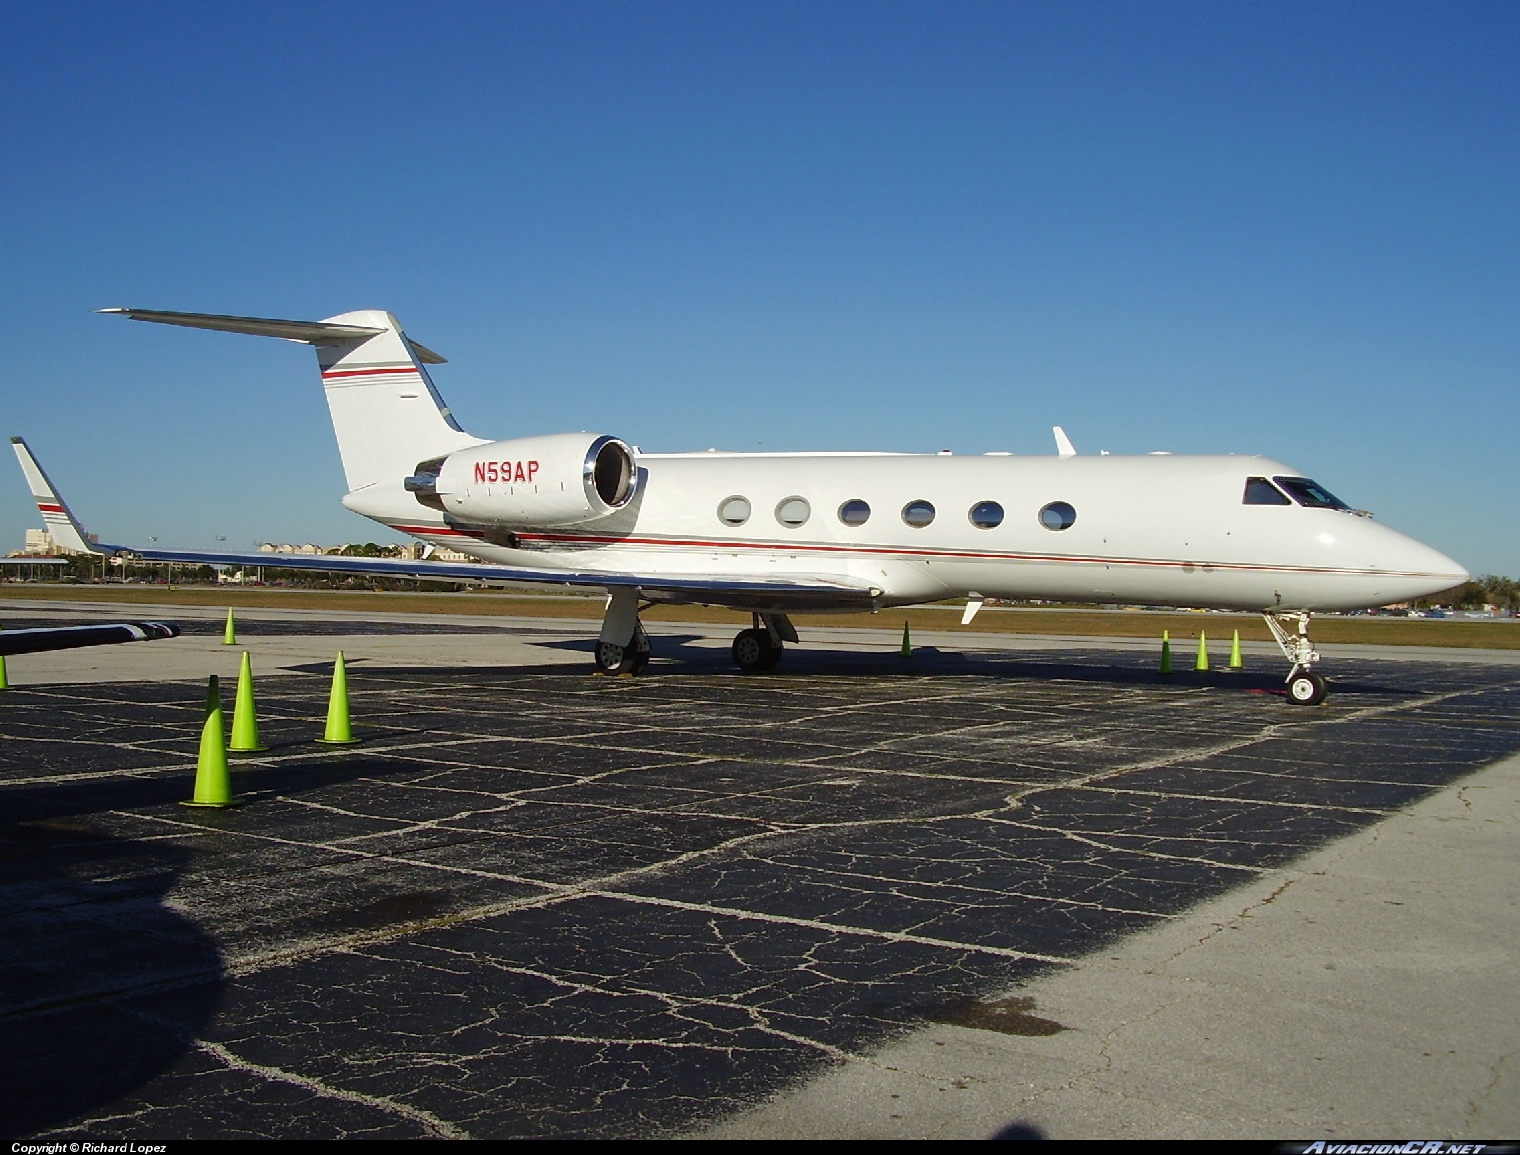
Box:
xmin=311 ymin=310 xmax=484 ymax=491
xmin=10 ymin=437 xmax=101 ymax=553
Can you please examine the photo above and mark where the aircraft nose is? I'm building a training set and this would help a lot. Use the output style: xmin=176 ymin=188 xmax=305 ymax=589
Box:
xmin=1386 ymin=530 xmax=1469 ymax=598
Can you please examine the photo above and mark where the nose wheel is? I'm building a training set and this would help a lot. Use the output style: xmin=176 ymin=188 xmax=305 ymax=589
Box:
xmin=1265 ymin=612 xmax=1330 ymax=706
xmin=1287 ymin=670 xmax=1328 ymax=706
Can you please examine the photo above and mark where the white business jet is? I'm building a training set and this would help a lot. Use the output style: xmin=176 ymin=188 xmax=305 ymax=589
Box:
xmin=11 ymin=308 xmax=1467 ymax=705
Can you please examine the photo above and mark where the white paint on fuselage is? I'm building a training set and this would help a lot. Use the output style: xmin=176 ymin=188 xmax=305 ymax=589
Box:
xmin=351 ymin=451 xmax=1467 ymax=614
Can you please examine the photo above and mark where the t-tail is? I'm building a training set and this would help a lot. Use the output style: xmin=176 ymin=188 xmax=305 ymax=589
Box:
xmin=99 ymin=308 xmax=486 ymax=492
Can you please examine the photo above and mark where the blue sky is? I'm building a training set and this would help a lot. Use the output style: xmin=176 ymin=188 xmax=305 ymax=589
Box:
xmin=2 ymin=1 xmax=1516 ymax=573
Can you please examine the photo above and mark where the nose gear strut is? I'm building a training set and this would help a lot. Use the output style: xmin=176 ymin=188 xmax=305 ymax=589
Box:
xmin=1263 ymin=611 xmax=1328 ymax=705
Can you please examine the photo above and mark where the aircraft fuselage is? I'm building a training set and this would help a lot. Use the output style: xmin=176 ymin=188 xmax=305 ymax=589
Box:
xmin=346 ymin=450 xmax=1465 ymax=614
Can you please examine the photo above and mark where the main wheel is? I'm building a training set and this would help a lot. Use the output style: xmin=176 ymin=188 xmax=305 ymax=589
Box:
xmin=1287 ymin=671 xmax=1329 ymax=706
xmin=731 ymin=628 xmax=775 ymax=672
xmin=595 ymin=640 xmax=636 ymax=675
xmin=631 ymin=624 xmax=652 ymax=673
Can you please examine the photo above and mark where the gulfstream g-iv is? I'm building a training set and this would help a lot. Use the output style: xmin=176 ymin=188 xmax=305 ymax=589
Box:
xmin=11 ymin=307 xmax=1467 ymax=705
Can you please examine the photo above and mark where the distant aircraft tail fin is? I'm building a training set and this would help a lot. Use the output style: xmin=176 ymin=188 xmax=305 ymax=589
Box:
xmin=9 ymin=437 xmax=105 ymax=554
xmin=99 ymin=308 xmax=485 ymax=492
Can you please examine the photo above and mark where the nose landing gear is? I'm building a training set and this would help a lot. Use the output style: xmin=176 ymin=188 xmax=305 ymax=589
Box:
xmin=1265 ymin=612 xmax=1329 ymax=705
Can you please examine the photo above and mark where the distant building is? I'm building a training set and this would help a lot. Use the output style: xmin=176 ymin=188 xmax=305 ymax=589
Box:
xmin=19 ymin=528 xmax=96 ymax=556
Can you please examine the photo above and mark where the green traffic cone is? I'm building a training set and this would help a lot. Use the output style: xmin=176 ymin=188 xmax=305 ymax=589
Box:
xmin=1228 ymin=629 xmax=1244 ymax=671
xmin=1195 ymin=630 xmax=1210 ymax=672
xmin=229 ymin=651 xmax=266 ymax=753
xmin=222 ymin=607 xmax=237 ymax=646
xmin=315 ymin=650 xmax=359 ymax=745
xmin=1159 ymin=630 xmax=1173 ymax=675
xmin=182 ymin=674 xmax=240 ymax=808
xmin=900 ymin=621 xmax=912 ymax=658
xmin=0 ymin=623 xmax=8 ymax=691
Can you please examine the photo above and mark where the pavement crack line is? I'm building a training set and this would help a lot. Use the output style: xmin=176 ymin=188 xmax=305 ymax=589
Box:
xmin=191 ymin=1037 xmax=471 ymax=1140
xmin=103 ymin=809 xmax=1071 ymax=975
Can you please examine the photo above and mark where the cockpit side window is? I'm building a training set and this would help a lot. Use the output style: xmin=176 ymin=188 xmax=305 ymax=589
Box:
xmin=1273 ymin=476 xmax=1351 ymax=510
xmin=1243 ymin=477 xmax=1291 ymax=505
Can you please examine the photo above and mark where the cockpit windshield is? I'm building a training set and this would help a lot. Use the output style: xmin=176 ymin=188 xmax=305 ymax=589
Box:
xmin=1242 ymin=477 xmax=1291 ymax=505
xmin=1273 ymin=476 xmax=1351 ymax=510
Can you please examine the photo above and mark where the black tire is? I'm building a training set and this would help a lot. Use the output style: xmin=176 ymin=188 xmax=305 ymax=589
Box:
xmin=732 ymin=628 xmax=774 ymax=672
xmin=631 ymin=629 xmax=652 ymax=673
xmin=1287 ymin=671 xmax=1328 ymax=706
xmin=759 ymin=643 xmax=783 ymax=671
xmin=595 ymin=641 xmax=635 ymax=675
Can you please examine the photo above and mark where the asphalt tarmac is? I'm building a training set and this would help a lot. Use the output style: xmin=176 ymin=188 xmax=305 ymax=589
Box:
xmin=1 ymin=602 xmax=1517 ymax=1139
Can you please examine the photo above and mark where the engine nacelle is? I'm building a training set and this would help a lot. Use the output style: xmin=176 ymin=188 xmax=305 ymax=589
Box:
xmin=406 ymin=433 xmax=637 ymax=528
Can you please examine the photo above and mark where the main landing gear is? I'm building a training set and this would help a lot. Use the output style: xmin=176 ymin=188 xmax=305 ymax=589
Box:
xmin=595 ymin=587 xmax=652 ymax=676
xmin=732 ymin=613 xmax=798 ymax=673
xmin=595 ymin=621 xmax=651 ymax=675
xmin=1264 ymin=611 xmax=1329 ymax=706
xmin=594 ymin=590 xmax=800 ymax=677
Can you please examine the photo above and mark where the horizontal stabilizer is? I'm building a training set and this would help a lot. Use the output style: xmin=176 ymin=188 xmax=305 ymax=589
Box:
xmin=98 ymin=307 xmax=385 ymax=345
xmin=97 ymin=308 xmax=447 ymax=362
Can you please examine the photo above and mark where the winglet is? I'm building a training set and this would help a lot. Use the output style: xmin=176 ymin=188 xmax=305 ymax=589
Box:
xmin=9 ymin=437 xmax=107 ymax=554
xmin=1053 ymin=426 xmax=1077 ymax=457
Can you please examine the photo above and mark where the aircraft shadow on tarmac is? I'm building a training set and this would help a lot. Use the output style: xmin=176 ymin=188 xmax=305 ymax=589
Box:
xmin=0 ymin=753 xmax=441 ymax=1139
xmin=347 ymin=632 xmax=1403 ymax=699
xmin=0 ymin=823 xmax=221 ymax=1140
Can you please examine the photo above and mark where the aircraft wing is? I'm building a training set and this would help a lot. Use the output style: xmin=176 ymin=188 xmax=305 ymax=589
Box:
xmin=0 ymin=621 xmax=180 ymax=657
xmin=116 ymin=545 xmax=877 ymax=604
xmin=10 ymin=437 xmax=876 ymax=606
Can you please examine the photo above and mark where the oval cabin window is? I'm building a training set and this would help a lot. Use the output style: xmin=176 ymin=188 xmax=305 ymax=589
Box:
xmin=1038 ymin=501 xmax=1077 ymax=531
xmin=718 ymin=496 xmax=751 ymax=527
xmin=902 ymin=500 xmax=936 ymax=528
xmin=969 ymin=500 xmax=1004 ymax=529
xmin=838 ymin=499 xmax=871 ymax=526
xmin=775 ymin=496 xmax=811 ymax=528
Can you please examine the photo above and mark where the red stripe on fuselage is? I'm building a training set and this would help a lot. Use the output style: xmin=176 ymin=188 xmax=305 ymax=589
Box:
xmin=377 ymin=524 xmax=1440 ymax=580
xmin=508 ymin=530 xmax=1442 ymax=580
xmin=392 ymin=524 xmax=487 ymax=539
xmin=321 ymin=367 xmax=419 ymax=379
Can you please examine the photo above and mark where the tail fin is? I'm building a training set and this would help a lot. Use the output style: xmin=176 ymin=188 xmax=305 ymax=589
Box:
xmin=100 ymin=308 xmax=485 ymax=491
xmin=10 ymin=437 xmax=103 ymax=554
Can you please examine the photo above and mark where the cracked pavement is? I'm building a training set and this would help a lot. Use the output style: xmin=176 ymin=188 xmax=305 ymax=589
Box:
xmin=2 ymin=614 xmax=1518 ymax=1139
